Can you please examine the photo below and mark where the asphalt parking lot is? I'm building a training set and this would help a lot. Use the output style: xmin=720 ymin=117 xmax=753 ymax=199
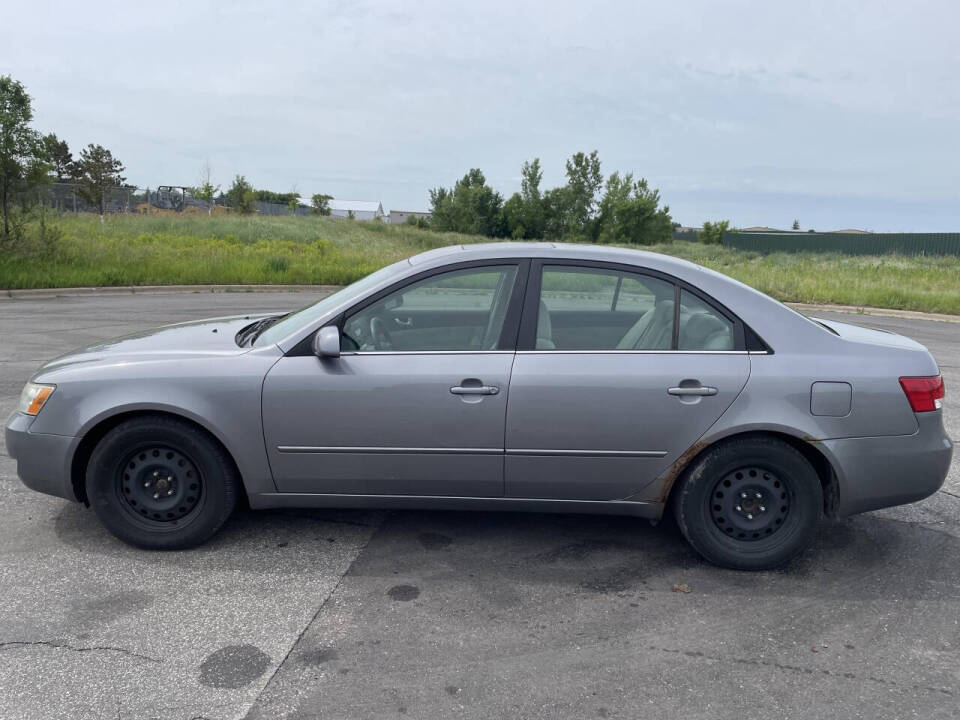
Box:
xmin=1 ymin=291 xmax=958 ymax=720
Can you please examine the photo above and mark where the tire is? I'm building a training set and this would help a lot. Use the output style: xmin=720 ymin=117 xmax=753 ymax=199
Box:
xmin=673 ymin=435 xmax=822 ymax=570
xmin=86 ymin=415 xmax=239 ymax=550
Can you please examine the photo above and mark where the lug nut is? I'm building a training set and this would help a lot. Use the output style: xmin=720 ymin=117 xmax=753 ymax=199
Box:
xmin=747 ymin=513 xmax=754 ymax=520
xmin=167 ymin=489 xmax=174 ymax=496
xmin=740 ymin=492 xmax=748 ymax=499
xmin=152 ymin=493 xmax=160 ymax=500
xmin=759 ymin=506 xmax=766 ymax=512
xmin=755 ymin=492 xmax=762 ymax=499
xmin=143 ymin=482 xmax=151 ymax=488
xmin=153 ymin=470 xmax=159 ymax=477
xmin=735 ymin=505 xmax=742 ymax=512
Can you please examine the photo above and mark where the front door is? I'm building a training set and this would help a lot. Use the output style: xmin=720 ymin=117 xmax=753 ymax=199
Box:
xmin=505 ymin=263 xmax=750 ymax=500
xmin=263 ymin=262 xmax=526 ymax=496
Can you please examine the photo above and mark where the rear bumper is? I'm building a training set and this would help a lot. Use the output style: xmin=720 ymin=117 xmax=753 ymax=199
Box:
xmin=4 ymin=412 xmax=76 ymax=501
xmin=822 ymin=412 xmax=953 ymax=516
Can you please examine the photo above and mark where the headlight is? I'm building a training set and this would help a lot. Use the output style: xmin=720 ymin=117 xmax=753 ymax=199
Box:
xmin=18 ymin=383 xmax=55 ymax=416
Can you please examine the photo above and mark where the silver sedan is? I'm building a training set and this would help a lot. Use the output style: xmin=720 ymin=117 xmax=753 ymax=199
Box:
xmin=5 ymin=243 xmax=952 ymax=569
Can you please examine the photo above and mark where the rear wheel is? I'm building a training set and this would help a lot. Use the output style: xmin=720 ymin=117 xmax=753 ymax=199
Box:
xmin=673 ymin=436 xmax=822 ymax=570
xmin=86 ymin=416 xmax=239 ymax=549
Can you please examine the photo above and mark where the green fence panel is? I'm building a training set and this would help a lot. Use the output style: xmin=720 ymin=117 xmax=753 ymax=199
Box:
xmin=722 ymin=232 xmax=960 ymax=256
xmin=672 ymin=229 xmax=700 ymax=242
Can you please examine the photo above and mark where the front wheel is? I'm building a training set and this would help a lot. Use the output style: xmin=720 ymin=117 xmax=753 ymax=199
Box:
xmin=673 ymin=436 xmax=822 ymax=570
xmin=86 ymin=415 xmax=239 ymax=549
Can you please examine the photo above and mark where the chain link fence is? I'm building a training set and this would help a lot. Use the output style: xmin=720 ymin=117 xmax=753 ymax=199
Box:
xmin=28 ymin=182 xmax=313 ymax=216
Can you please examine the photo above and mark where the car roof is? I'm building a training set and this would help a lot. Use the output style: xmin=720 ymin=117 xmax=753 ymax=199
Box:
xmin=407 ymin=241 xmax=704 ymax=275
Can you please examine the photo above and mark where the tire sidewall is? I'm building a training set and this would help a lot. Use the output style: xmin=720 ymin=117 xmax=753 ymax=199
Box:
xmin=86 ymin=417 xmax=236 ymax=550
xmin=676 ymin=437 xmax=822 ymax=570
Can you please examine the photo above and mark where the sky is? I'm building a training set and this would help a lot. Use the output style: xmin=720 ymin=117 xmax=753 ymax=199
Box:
xmin=3 ymin=0 xmax=959 ymax=231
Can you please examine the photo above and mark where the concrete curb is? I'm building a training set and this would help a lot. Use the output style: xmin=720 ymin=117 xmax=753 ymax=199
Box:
xmin=0 ymin=284 xmax=342 ymax=300
xmin=785 ymin=302 xmax=960 ymax=324
xmin=2 ymin=284 xmax=958 ymax=324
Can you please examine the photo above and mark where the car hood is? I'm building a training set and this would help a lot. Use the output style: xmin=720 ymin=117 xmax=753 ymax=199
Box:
xmin=37 ymin=313 xmax=282 ymax=373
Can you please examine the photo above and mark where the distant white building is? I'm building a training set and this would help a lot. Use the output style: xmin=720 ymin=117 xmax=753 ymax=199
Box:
xmin=389 ymin=209 xmax=431 ymax=225
xmin=328 ymin=199 xmax=385 ymax=221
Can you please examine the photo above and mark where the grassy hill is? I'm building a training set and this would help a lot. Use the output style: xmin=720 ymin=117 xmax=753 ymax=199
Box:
xmin=2 ymin=212 xmax=959 ymax=314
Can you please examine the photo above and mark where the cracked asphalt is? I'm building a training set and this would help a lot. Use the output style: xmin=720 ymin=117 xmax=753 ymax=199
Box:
xmin=0 ymin=292 xmax=957 ymax=720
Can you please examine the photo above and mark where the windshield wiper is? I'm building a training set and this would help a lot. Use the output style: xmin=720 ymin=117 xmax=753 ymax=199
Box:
xmin=235 ymin=315 xmax=286 ymax=347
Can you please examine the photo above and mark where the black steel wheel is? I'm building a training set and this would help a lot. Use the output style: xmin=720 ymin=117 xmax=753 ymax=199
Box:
xmin=86 ymin=415 xmax=239 ymax=549
xmin=709 ymin=466 xmax=790 ymax=542
xmin=117 ymin=445 xmax=205 ymax=527
xmin=673 ymin=435 xmax=822 ymax=570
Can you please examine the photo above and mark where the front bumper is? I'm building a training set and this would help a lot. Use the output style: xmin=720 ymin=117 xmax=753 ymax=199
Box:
xmin=822 ymin=411 xmax=954 ymax=516
xmin=5 ymin=412 xmax=76 ymax=501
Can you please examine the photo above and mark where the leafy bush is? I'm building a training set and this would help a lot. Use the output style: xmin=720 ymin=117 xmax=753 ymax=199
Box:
xmin=699 ymin=220 xmax=730 ymax=245
xmin=225 ymin=175 xmax=256 ymax=214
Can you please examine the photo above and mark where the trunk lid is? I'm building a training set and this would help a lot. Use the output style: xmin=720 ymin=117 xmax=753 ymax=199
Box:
xmin=811 ymin=317 xmax=929 ymax=352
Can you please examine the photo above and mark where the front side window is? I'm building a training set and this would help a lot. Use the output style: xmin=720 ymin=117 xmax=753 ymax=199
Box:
xmin=343 ymin=265 xmax=519 ymax=352
xmin=536 ymin=266 xmax=675 ymax=350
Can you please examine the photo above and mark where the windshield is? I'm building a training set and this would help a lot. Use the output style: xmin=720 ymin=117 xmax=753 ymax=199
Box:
xmin=254 ymin=262 xmax=406 ymax=346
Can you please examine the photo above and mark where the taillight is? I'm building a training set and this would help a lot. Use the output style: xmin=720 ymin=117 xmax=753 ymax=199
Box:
xmin=899 ymin=375 xmax=944 ymax=412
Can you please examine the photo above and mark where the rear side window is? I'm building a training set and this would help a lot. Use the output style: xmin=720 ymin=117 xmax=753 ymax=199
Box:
xmin=536 ymin=266 xmax=675 ymax=350
xmin=678 ymin=289 xmax=735 ymax=351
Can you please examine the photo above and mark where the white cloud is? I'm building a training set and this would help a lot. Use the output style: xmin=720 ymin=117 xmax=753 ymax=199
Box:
xmin=3 ymin=0 xmax=958 ymax=229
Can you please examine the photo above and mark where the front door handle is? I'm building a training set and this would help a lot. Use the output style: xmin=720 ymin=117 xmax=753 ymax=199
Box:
xmin=668 ymin=386 xmax=718 ymax=397
xmin=450 ymin=384 xmax=499 ymax=396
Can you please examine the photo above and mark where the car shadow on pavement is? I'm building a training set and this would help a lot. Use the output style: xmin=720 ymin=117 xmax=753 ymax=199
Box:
xmin=50 ymin=498 xmax=960 ymax=602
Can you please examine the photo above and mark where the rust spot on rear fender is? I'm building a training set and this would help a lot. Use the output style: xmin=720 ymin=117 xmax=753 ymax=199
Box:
xmin=653 ymin=439 xmax=711 ymax=503
xmin=646 ymin=432 xmax=825 ymax=506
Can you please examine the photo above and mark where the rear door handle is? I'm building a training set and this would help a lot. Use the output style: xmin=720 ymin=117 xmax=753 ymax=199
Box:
xmin=450 ymin=385 xmax=499 ymax=396
xmin=668 ymin=386 xmax=718 ymax=397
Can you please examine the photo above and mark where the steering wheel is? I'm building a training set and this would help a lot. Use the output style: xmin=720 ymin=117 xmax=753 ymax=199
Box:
xmin=369 ymin=316 xmax=393 ymax=350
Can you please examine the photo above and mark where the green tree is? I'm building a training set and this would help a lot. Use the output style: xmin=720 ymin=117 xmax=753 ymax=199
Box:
xmin=597 ymin=173 xmax=673 ymax=246
xmin=74 ymin=144 xmax=125 ymax=221
xmin=286 ymin=191 xmax=301 ymax=215
xmin=429 ymin=168 xmax=506 ymax=237
xmin=699 ymin=219 xmax=730 ymax=245
xmin=226 ymin=175 xmax=256 ymax=214
xmin=42 ymin=133 xmax=73 ymax=181
xmin=503 ymin=193 xmax=525 ymax=239
xmin=253 ymin=189 xmax=300 ymax=205
xmin=563 ymin=150 xmax=603 ymax=240
xmin=542 ymin=185 xmax=572 ymax=239
xmin=0 ymin=75 xmax=45 ymax=237
xmin=311 ymin=193 xmax=332 ymax=215
xmin=193 ymin=162 xmax=219 ymax=216
xmin=504 ymin=158 xmax=545 ymax=239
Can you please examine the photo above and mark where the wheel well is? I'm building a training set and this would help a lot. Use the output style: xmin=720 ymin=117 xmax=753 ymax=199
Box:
xmin=70 ymin=410 xmax=246 ymax=506
xmin=665 ymin=430 xmax=839 ymax=518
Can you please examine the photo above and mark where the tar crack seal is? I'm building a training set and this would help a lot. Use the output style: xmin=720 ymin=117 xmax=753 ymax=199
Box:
xmin=388 ymin=584 xmax=420 ymax=601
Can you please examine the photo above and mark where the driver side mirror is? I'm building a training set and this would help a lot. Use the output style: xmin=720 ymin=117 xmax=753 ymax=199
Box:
xmin=313 ymin=326 xmax=341 ymax=358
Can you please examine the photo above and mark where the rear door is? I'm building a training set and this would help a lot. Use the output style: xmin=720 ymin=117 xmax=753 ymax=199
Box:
xmin=504 ymin=261 xmax=750 ymax=500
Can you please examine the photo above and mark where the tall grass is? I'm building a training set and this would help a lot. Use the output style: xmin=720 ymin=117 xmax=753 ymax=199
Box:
xmin=2 ymin=212 xmax=959 ymax=314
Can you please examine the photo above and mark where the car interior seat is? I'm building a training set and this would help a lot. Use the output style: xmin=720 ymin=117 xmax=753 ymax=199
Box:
xmin=616 ymin=301 xmax=674 ymax=350
xmin=679 ymin=312 xmax=733 ymax=350
xmin=535 ymin=300 xmax=556 ymax=349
